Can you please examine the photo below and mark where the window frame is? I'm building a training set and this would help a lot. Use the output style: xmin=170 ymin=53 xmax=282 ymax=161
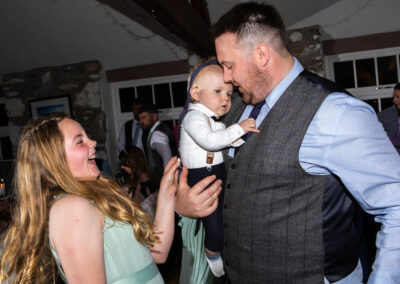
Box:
xmin=324 ymin=47 xmax=400 ymax=112
xmin=110 ymin=73 xmax=188 ymax=141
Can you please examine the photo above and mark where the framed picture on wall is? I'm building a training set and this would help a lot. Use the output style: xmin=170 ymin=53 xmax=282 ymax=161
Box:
xmin=29 ymin=95 xmax=72 ymax=119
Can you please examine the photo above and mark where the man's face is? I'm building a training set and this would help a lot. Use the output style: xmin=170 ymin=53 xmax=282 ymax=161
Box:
xmin=138 ymin=112 xmax=157 ymax=130
xmin=215 ymin=32 xmax=267 ymax=105
xmin=393 ymin=89 xmax=400 ymax=110
xmin=132 ymin=104 xmax=142 ymax=121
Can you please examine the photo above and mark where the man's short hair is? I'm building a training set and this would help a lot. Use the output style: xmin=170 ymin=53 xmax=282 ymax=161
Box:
xmin=394 ymin=83 xmax=400 ymax=91
xmin=132 ymin=97 xmax=144 ymax=106
xmin=211 ymin=2 xmax=285 ymax=43
xmin=138 ymin=104 xmax=159 ymax=115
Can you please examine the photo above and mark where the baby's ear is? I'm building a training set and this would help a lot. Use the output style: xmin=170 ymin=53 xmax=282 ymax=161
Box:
xmin=190 ymin=85 xmax=200 ymax=102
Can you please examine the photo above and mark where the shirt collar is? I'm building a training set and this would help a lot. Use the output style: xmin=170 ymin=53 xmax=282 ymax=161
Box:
xmin=188 ymin=103 xmax=217 ymax=117
xmin=264 ymin=57 xmax=304 ymax=109
xmin=149 ymin=120 xmax=161 ymax=133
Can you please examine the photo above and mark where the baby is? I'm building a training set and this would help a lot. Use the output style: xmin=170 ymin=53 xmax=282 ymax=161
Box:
xmin=179 ymin=59 xmax=259 ymax=277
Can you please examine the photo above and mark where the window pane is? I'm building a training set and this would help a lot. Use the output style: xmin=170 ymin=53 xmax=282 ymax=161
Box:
xmin=380 ymin=97 xmax=393 ymax=111
xmin=171 ymin=81 xmax=188 ymax=107
xmin=364 ymin=99 xmax=378 ymax=113
xmin=334 ymin=61 xmax=355 ymax=89
xmin=154 ymin=83 xmax=171 ymax=108
xmin=0 ymin=137 xmax=13 ymax=160
xmin=356 ymin=58 xmax=376 ymax=87
xmin=119 ymin=87 xmax=136 ymax=113
xmin=0 ymin=104 xmax=9 ymax=127
xmin=137 ymin=85 xmax=153 ymax=105
xmin=377 ymin=56 xmax=398 ymax=85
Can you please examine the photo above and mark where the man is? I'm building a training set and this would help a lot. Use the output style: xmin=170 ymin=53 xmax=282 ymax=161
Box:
xmin=117 ymin=98 xmax=144 ymax=152
xmin=378 ymin=83 xmax=400 ymax=153
xmin=138 ymin=104 xmax=178 ymax=184
xmin=175 ymin=3 xmax=400 ymax=283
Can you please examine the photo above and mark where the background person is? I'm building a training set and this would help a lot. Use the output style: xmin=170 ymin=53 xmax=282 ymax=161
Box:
xmin=116 ymin=146 xmax=156 ymax=203
xmin=378 ymin=83 xmax=400 ymax=153
xmin=117 ymin=98 xmax=145 ymax=153
xmin=138 ymin=104 xmax=178 ymax=185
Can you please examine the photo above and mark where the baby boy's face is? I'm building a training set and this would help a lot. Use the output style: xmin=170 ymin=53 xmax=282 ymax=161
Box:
xmin=195 ymin=68 xmax=234 ymax=118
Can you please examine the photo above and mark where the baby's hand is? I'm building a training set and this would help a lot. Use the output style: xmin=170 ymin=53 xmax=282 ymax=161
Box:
xmin=239 ymin=118 xmax=260 ymax=134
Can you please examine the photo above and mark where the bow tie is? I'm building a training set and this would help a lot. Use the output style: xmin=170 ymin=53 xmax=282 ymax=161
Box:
xmin=211 ymin=116 xmax=223 ymax=122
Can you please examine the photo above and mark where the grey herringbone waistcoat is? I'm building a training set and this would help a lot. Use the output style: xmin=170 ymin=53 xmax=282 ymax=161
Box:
xmin=222 ymin=71 xmax=331 ymax=284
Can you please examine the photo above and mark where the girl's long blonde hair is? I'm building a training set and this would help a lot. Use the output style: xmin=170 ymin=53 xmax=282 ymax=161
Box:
xmin=0 ymin=114 xmax=158 ymax=283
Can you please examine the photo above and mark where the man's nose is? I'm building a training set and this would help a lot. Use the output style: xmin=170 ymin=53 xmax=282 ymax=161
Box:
xmin=224 ymin=71 xmax=233 ymax=83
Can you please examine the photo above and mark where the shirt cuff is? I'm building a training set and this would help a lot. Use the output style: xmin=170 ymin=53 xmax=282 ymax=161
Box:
xmin=228 ymin=123 xmax=246 ymax=147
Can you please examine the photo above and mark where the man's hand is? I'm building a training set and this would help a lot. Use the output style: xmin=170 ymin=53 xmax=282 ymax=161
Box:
xmin=175 ymin=166 xmax=222 ymax=218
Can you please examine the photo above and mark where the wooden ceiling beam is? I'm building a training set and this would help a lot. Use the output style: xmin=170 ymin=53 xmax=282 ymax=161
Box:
xmin=97 ymin=0 xmax=212 ymax=57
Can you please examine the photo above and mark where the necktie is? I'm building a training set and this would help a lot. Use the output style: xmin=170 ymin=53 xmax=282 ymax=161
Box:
xmin=235 ymin=100 xmax=265 ymax=154
xmin=132 ymin=121 xmax=140 ymax=146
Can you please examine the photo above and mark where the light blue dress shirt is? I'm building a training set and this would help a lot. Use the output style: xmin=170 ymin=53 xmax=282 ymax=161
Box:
xmin=230 ymin=58 xmax=400 ymax=283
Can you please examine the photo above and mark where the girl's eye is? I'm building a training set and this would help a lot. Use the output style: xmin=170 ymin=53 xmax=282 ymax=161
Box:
xmin=227 ymin=93 xmax=233 ymax=97
xmin=215 ymin=89 xmax=221 ymax=94
xmin=76 ymin=140 xmax=83 ymax=145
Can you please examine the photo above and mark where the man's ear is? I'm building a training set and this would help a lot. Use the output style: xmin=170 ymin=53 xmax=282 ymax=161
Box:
xmin=190 ymin=85 xmax=200 ymax=102
xmin=255 ymin=43 xmax=269 ymax=67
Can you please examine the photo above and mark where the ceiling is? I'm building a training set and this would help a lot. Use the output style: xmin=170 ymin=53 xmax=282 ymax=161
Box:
xmin=0 ymin=0 xmax=342 ymax=80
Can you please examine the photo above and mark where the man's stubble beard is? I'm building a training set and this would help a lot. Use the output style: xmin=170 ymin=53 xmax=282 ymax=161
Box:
xmin=245 ymin=66 xmax=270 ymax=105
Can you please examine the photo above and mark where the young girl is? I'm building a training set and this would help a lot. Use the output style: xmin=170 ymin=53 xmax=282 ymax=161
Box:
xmin=0 ymin=114 xmax=180 ymax=283
xmin=179 ymin=59 xmax=258 ymax=279
xmin=117 ymin=146 xmax=156 ymax=204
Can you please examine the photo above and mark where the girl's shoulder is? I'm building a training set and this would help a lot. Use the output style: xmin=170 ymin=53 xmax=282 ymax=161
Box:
xmin=51 ymin=194 xmax=94 ymax=212
xmin=49 ymin=194 xmax=104 ymax=230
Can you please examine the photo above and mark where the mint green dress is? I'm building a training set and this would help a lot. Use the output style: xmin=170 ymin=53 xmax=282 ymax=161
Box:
xmin=51 ymin=211 xmax=163 ymax=283
xmin=179 ymin=216 xmax=213 ymax=284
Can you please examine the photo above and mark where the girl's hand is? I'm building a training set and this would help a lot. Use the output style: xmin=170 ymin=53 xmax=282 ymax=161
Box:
xmin=159 ymin=156 xmax=180 ymax=199
xmin=151 ymin=157 xmax=180 ymax=263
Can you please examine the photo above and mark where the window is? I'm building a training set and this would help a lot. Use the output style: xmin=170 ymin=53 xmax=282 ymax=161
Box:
xmin=110 ymin=74 xmax=188 ymax=143
xmin=325 ymin=47 xmax=400 ymax=112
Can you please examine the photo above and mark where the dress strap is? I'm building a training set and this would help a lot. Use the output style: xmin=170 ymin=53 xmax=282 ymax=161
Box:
xmin=112 ymin=262 xmax=159 ymax=284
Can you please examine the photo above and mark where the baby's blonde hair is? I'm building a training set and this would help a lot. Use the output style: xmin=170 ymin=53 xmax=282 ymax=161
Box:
xmin=187 ymin=57 xmax=224 ymax=100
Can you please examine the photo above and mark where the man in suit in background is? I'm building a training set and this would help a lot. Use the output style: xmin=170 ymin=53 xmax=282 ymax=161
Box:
xmin=378 ymin=83 xmax=400 ymax=153
xmin=138 ymin=104 xmax=178 ymax=185
xmin=117 ymin=98 xmax=144 ymax=153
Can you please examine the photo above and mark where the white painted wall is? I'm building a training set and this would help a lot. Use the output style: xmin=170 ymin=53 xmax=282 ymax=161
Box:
xmin=288 ymin=0 xmax=400 ymax=40
xmin=0 ymin=0 xmax=188 ymax=79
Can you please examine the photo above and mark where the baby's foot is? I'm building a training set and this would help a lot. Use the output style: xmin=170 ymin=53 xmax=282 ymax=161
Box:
xmin=206 ymin=254 xmax=225 ymax=277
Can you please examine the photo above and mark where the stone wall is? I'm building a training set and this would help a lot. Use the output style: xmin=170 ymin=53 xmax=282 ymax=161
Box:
xmin=0 ymin=60 xmax=108 ymax=158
